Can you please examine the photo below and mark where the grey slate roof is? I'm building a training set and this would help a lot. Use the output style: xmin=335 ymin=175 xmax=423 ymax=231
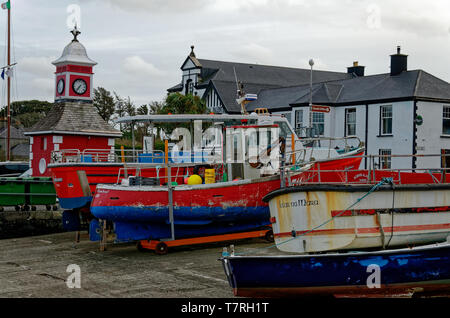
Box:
xmin=0 ymin=126 xmax=28 ymax=140
xmin=169 ymin=54 xmax=352 ymax=113
xmin=197 ymin=59 xmax=351 ymax=86
xmin=25 ymin=101 xmax=122 ymax=137
xmin=247 ymin=69 xmax=450 ymax=111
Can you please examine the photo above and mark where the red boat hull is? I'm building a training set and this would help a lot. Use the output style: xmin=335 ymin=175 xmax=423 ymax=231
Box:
xmin=50 ymin=163 xmax=190 ymax=209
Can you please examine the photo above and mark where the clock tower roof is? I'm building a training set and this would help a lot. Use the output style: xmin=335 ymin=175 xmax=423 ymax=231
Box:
xmin=52 ymin=26 xmax=97 ymax=66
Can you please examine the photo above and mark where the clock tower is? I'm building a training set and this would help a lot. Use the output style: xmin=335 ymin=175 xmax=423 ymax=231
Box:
xmin=25 ymin=26 xmax=121 ymax=177
xmin=53 ymin=25 xmax=96 ymax=102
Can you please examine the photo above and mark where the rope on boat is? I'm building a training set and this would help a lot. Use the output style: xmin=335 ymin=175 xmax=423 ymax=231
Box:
xmin=230 ymin=177 xmax=394 ymax=256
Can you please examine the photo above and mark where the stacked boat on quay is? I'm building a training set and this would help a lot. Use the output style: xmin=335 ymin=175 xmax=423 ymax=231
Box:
xmin=220 ymin=152 xmax=450 ymax=298
xmin=49 ymin=113 xmax=364 ymax=251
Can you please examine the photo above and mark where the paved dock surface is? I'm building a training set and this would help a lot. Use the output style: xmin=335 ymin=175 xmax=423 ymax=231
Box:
xmin=0 ymin=231 xmax=275 ymax=298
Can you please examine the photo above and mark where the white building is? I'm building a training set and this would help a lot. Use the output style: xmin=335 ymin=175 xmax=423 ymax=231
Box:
xmin=168 ymin=46 xmax=450 ymax=170
xmin=248 ymin=47 xmax=450 ymax=170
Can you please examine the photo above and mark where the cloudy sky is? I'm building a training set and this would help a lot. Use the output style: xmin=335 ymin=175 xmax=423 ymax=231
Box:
xmin=2 ymin=0 xmax=450 ymax=107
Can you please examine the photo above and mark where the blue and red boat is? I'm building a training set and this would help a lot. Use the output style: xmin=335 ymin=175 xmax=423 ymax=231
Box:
xmin=221 ymin=241 xmax=450 ymax=298
xmin=89 ymin=116 xmax=363 ymax=244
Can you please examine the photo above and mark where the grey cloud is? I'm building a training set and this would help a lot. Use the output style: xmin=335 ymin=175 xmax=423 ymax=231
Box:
xmin=80 ymin=0 xmax=210 ymax=13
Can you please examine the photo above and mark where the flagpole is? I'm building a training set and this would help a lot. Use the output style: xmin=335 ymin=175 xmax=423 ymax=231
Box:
xmin=6 ymin=0 xmax=10 ymax=161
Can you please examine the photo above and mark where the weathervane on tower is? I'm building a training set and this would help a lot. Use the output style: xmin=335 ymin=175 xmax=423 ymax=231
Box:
xmin=71 ymin=24 xmax=81 ymax=42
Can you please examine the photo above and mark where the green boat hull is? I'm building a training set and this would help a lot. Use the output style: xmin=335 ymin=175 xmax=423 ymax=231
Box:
xmin=0 ymin=177 xmax=56 ymax=206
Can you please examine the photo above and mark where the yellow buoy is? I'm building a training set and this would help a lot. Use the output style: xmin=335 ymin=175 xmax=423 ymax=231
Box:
xmin=187 ymin=174 xmax=202 ymax=185
xmin=205 ymin=169 xmax=215 ymax=184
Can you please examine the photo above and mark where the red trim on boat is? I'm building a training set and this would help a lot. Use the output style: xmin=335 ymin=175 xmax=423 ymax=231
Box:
xmin=331 ymin=206 xmax=450 ymax=217
xmin=274 ymin=223 xmax=450 ymax=238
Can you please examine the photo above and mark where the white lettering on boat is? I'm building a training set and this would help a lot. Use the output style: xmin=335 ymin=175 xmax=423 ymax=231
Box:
xmin=279 ymin=199 xmax=319 ymax=208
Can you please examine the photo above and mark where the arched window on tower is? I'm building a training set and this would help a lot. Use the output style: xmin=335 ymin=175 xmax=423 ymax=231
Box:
xmin=185 ymin=79 xmax=194 ymax=95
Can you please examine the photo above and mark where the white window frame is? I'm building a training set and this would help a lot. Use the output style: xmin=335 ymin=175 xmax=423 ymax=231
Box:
xmin=345 ymin=108 xmax=356 ymax=136
xmin=379 ymin=148 xmax=392 ymax=169
xmin=380 ymin=105 xmax=393 ymax=135
xmin=312 ymin=112 xmax=325 ymax=136
xmin=442 ymin=105 xmax=450 ymax=135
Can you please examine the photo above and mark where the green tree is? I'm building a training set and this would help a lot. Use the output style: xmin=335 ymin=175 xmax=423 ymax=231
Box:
xmin=160 ymin=92 xmax=207 ymax=114
xmin=93 ymin=87 xmax=115 ymax=123
xmin=0 ymin=100 xmax=53 ymax=128
xmin=156 ymin=93 xmax=208 ymax=135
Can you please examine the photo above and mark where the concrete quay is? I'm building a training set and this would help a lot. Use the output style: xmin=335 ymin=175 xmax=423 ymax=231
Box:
xmin=0 ymin=231 xmax=274 ymax=298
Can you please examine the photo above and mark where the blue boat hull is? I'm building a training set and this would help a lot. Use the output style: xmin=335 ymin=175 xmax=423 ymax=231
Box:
xmin=90 ymin=215 xmax=270 ymax=242
xmin=90 ymin=205 xmax=269 ymax=223
xmin=221 ymin=243 xmax=450 ymax=297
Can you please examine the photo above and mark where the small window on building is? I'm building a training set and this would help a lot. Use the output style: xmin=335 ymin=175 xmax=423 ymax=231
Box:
xmin=442 ymin=106 xmax=450 ymax=135
xmin=185 ymin=79 xmax=193 ymax=95
xmin=379 ymin=149 xmax=391 ymax=169
xmin=380 ymin=105 xmax=392 ymax=135
xmin=441 ymin=149 xmax=450 ymax=168
xmin=40 ymin=137 xmax=47 ymax=151
xmin=312 ymin=112 xmax=324 ymax=136
xmin=345 ymin=108 xmax=356 ymax=136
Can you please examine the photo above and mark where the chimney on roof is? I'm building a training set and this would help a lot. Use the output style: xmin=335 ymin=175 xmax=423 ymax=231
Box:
xmin=347 ymin=61 xmax=365 ymax=77
xmin=390 ymin=46 xmax=408 ymax=76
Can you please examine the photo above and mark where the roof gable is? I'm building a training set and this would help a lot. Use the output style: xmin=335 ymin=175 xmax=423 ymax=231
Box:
xmin=181 ymin=55 xmax=202 ymax=70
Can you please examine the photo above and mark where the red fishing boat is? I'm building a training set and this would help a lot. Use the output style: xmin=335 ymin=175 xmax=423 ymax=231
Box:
xmin=86 ymin=114 xmax=364 ymax=248
xmin=50 ymin=113 xmax=364 ymax=238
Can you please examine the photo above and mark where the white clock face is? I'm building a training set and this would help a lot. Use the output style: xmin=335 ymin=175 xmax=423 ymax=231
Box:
xmin=72 ymin=78 xmax=87 ymax=95
xmin=57 ymin=79 xmax=64 ymax=94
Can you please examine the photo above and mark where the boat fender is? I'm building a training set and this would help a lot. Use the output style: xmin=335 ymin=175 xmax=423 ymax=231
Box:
xmin=187 ymin=174 xmax=202 ymax=185
xmin=291 ymin=230 xmax=297 ymax=238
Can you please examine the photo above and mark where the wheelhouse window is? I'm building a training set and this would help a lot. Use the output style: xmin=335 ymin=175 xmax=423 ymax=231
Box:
xmin=442 ymin=106 xmax=450 ymax=135
xmin=379 ymin=149 xmax=392 ymax=169
xmin=345 ymin=108 xmax=356 ymax=136
xmin=380 ymin=105 xmax=392 ymax=135
xmin=295 ymin=110 xmax=303 ymax=136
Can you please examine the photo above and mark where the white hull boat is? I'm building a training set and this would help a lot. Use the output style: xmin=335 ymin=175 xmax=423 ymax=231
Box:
xmin=263 ymin=182 xmax=450 ymax=253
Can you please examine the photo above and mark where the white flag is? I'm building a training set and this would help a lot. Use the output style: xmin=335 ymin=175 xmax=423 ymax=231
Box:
xmin=5 ymin=67 xmax=13 ymax=78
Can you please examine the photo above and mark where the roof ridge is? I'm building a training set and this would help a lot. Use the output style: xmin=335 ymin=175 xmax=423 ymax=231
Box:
xmin=197 ymin=58 xmax=347 ymax=74
xmin=413 ymin=70 xmax=422 ymax=97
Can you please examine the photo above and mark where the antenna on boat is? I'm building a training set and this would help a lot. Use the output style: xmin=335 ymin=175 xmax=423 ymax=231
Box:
xmin=233 ymin=67 xmax=246 ymax=114
xmin=233 ymin=67 xmax=256 ymax=115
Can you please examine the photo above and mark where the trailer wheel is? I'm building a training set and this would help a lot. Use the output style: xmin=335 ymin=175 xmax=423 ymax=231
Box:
xmin=0 ymin=207 xmax=3 ymax=212
xmin=265 ymin=230 xmax=274 ymax=242
xmin=154 ymin=242 xmax=168 ymax=255
xmin=15 ymin=205 xmax=20 ymax=211
xmin=31 ymin=206 xmax=37 ymax=211
xmin=136 ymin=241 xmax=147 ymax=252
xmin=52 ymin=205 xmax=58 ymax=211
xmin=46 ymin=205 xmax=51 ymax=211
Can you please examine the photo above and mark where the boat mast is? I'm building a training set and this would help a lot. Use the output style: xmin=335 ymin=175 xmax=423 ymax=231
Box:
xmin=6 ymin=0 xmax=10 ymax=161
